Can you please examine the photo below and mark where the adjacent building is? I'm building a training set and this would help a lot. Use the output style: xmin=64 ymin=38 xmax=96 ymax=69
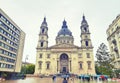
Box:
xmin=0 ymin=9 xmax=25 ymax=74
xmin=35 ymin=16 xmax=95 ymax=75
xmin=106 ymin=14 xmax=120 ymax=69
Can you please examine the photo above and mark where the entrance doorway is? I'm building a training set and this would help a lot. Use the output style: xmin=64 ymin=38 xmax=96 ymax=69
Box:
xmin=60 ymin=53 xmax=69 ymax=73
xmin=63 ymin=67 xmax=66 ymax=72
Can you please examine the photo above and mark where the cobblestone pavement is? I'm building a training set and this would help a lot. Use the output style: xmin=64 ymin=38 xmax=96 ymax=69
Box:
xmin=0 ymin=77 xmax=119 ymax=83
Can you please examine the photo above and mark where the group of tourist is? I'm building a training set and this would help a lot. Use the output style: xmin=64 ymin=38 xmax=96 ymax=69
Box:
xmin=52 ymin=74 xmax=109 ymax=83
xmin=78 ymin=74 xmax=109 ymax=82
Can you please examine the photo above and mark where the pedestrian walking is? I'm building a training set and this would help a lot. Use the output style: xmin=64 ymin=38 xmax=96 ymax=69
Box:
xmin=52 ymin=75 xmax=56 ymax=83
xmin=63 ymin=78 xmax=68 ymax=83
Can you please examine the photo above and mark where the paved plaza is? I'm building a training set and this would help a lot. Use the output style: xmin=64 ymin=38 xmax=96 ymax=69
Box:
xmin=0 ymin=77 xmax=119 ymax=83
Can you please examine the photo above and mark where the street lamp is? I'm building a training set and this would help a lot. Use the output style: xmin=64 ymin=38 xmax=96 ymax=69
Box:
xmin=24 ymin=55 xmax=28 ymax=74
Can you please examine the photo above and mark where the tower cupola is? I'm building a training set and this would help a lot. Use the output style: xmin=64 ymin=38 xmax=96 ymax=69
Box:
xmin=81 ymin=15 xmax=89 ymax=33
xmin=42 ymin=17 xmax=47 ymax=26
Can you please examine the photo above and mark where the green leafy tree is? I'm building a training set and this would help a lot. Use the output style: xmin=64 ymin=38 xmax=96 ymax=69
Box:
xmin=21 ymin=64 xmax=35 ymax=74
xmin=21 ymin=65 xmax=26 ymax=74
xmin=114 ymin=69 xmax=120 ymax=78
xmin=26 ymin=64 xmax=35 ymax=74
xmin=96 ymin=43 xmax=113 ymax=76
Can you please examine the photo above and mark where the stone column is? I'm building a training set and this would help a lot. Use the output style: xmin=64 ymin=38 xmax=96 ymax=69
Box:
xmin=57 ymin=60 xmax=60 ymax=73
xmin=57 ymin=60 xmax=58 ymax=72
xmin=69 ymin=60 xmax=71 ymax=73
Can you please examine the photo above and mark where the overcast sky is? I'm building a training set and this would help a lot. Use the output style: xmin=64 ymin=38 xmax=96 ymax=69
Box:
xmin=0 ymin=0 xmax=120 ymax=64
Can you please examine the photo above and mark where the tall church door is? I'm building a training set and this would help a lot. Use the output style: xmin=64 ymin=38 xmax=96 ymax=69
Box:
xmin=60 ymin=53 xmax=69 ymax=73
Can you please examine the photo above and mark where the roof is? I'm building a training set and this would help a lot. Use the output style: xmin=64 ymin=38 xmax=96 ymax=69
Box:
xmin=57 ymin=20 xmax=72 ymax=36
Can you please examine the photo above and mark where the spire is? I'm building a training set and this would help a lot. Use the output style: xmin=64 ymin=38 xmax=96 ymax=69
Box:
xmin=83 ymin=14 xmax=85 ymax=20
xmin=62 ymin=19 xmax=67 ymax=28
xmin=82 ymin=14 xmax=87 ymax=24
xmin=80 ymin=15 xmax=89 ymax=33
xmin=44 ymin=17 xmax=46 ymax=22
xmin=42 ymin=17 xmax=47 ymax=25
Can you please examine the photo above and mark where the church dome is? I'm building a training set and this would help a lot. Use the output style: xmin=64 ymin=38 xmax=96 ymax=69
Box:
xmin=58 ymin=20 xmax=72 ymax=36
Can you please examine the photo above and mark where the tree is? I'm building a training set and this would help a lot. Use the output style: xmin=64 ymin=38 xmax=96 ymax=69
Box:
xmin=21 ymin=64 xmax=35 ymax=74
xmin=96 ymin=43 xmax=110 ymax=63
xmin=26 ymin=64 xmax=35 ymax=74
xmin=95 ymin=43 xmax=113 ymax=76
xmin=114 ymin=69 xmax=120 ymax=78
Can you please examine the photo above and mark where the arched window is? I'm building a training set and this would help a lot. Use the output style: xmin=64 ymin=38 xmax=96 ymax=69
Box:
xmin=84 ymin=27 xmax=87 ymax=32
xmin=41 ymin=42 xmax=43 ymax=47
xmin=39 ymin=54 xmax=42 ymax=58
xmin=86 ymin=53 xmax=90 ymax=58
xmin=46 ymin=61 xmax=50 ymax=69
xmin=79 ymin=61 xmax=83 ymax=69
xmin=39 ymin=61 xmax=42 ymax=69
xmin=80 ymin=63 xmax=82 ymax=69
xmin=85 ymin=41 xmax=88 ymax=46
xmin=42 ymin=29 xmax=44 ymax=33
xmin=87 ymin=61 xmax=91 ymax=69
xmin=47 ymin=63 xmax=50 ymax=69
xmin=47 ymin=54 xmax=50 ymax=58
xmin=85 ymin=35 xmax=88 ymax=38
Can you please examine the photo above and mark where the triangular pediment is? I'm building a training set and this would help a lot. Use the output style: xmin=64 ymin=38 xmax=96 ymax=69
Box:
xmin=49 ymin=43 xmax=80 ymax=49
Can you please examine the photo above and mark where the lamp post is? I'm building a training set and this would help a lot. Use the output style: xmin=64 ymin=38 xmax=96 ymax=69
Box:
xmin=24 ymin=55 xmax=28 ymax=74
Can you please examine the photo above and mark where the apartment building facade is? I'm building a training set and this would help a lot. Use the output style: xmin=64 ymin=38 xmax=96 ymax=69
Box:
xmin=106 ymin=14 xmax=120 ymax=69
xmin=0 ymin=9 xmax=25 ymax=74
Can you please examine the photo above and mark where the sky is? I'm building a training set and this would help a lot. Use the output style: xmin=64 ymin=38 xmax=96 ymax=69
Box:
xmin=0 ymin=0 xmax=120 ymax=64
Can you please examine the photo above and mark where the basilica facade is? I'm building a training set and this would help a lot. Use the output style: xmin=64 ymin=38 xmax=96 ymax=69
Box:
xmin=35 ymin=16 xmax=95 ymax=75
